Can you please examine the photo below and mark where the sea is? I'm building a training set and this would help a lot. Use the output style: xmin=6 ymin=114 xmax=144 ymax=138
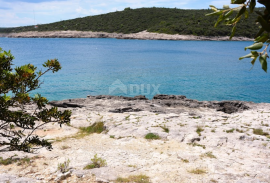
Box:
xmin=1 ymin=37 xmax=270 ymax=103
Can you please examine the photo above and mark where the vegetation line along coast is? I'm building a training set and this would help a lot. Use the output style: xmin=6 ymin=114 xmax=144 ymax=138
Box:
xmin=0 ymin=7 xmax=262 ymax=40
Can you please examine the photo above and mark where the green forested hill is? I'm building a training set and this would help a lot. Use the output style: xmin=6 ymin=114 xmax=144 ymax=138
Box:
xmin=0 ymin=7 xmax=263 ymax=38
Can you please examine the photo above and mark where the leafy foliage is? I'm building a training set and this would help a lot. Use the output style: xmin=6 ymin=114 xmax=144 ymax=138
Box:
xmin=253 ymin=128 xmax=269 ymax=136
xmin=0 ymin=156 xmax=31 ymax=166
xmin=207 ymin=0 xmax=269 ymax=72
xmin=196 ymin=126 xmax=204 ymax=136
xmin=58 ymin=159 xmax=70 ymax=173
xmin=0 ymin=7 xmax=262 ymax=38
xmin=0 ymin=48 xmax=71 ymax=152
xmin=115 ymin=174 xmax=150 ymax=183
xmin=145 ymin=133 xmax=160 ymax=140
xmin=79 ymin=122 xmax=105 ymax=134
xmin=83 ymin=154 xmax=107 ymax=169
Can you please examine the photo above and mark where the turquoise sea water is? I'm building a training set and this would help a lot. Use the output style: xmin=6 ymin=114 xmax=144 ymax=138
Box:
xmin=1 ymin=38 xmax=270 ymax=103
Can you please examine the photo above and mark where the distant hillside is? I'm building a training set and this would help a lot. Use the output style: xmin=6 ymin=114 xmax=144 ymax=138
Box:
xmin=0 ymin=7 xmax=264 ymax=38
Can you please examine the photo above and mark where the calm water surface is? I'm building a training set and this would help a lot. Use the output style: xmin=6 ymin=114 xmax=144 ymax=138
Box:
xmin=0 ymin=38 xmax=269 ymax=103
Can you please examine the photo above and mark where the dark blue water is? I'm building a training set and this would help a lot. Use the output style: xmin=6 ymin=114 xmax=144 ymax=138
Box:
xmin=0 ymin=38 xmax=269 ymax=103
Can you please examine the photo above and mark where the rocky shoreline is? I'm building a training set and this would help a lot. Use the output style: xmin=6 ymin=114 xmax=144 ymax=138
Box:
xmin=1 ymin=95 xmax=270 ymax=183
xmin=0 ymin=30 xmax=253 ymax=41
xmin=49 ymin=94 xmax=252 ymax=114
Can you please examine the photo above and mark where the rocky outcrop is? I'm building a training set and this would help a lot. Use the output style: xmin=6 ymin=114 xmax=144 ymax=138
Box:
xmin=109 ymin=107 xmax=142 ymax=113
xmin=1 ymin=94 xmax=270 ymax=183
xmin=0 ymin=30 xmax=253 ymax=41
xmin=49 ymin=99 xmax=86 ymax=108
xmin=51 ymin=94 xmax=251 ymax=114
xmin=152 ymin=94 xmax=250 ymax=114
xmin=91 ymin=95 xmax=147 ymax=101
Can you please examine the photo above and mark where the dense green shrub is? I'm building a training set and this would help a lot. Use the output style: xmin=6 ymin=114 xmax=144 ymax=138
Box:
xmin=145 ymin=133 xmax=160 ymax=140
xmin=0 ymin=48 xmax=71 ymax=152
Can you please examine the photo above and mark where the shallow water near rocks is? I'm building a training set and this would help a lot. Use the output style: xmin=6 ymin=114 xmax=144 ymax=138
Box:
xmin=1 ymin=38 xmax=270 ymax=102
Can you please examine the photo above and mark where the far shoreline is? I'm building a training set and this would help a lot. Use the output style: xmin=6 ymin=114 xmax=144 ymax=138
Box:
xmin=0 ymin=30 xmax=253 ymax=41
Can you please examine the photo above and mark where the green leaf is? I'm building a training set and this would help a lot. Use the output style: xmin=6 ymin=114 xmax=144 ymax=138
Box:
xmin=249 ymin=0 xmax=256 ymax=13
xmin=3 ymin=94 xmax=11 ymax=102
xmin=215 ymin=14 xmax=225 ymax=27
xmin=251 ymin=58 xmax=257 ymax=65
xmin=239 ymin=53 xmax=253 ymax=60
xmin=223 ymin=5 xmax=230 ymax=9
xmin=259 ymin=55 xmax=267 ymax=72
xmin=255 ymin=34 xmax=269 ymax=43
xmin=230 ymin=15 xmax=242 ymax=25
xmin=224 ymin=10 xmax=234 ymax=19
xmin=256 ymin=16 xmax=270 ymax=32
xmin=209 ymin=5 xmax=218 ymax=11
xmin=10 ymin=124 xmax=15 ymax=129
xmin=251 ymin=51 xmax=259 ymax=65
xmin=255 ymin=28 xmax=265 ymax=38
xmin=230 ymin=26 xmax=237 ymax=39
xmin=244 ymin=10 xmax=249 ymax=19
xmin=244 ymin=42 xmax=264 ymax=51
xmin=205 ymin=11 xmax=223 ymax=16
xmin=239 ymin=51 xmax=259 ymax=62
xmin=20 ymin=65 xmax=35 ymax=74
xmin=251 ymin=51 xmax=259 ymax=57
xmin=235 ymin=6 xmax=246 ymax=19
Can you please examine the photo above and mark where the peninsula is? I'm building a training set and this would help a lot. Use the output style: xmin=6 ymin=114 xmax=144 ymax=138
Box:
xmin=0 ymin=7 xmax=263 ymax=40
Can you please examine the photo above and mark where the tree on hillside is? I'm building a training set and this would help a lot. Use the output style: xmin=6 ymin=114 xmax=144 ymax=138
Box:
xmin=0 ymin=48 xmax=71 ymax=152
xmin=207 ymin=0 xmax=270 ymax=72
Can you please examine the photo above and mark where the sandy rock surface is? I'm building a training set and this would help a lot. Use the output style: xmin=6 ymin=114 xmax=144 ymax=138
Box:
xmin=0 ymin=95 xmax=270 ymax=183
xmin=0 ymin=30 xmax=253 ymax=41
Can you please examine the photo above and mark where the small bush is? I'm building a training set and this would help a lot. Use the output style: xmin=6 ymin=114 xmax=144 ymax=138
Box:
xmin=80 ymin=122 xmax=105 ymax=134
xmin=0 ymin=157 xmax=15 ymax=165
xmin=58 ymin=159 xmax=70 ymax=173
xmin=181 ymin=158 xmax=189 ymax=163
xmin=160 ymin=126 xmax=169 ymax=133
xmin=125 ymin=115 xmax=130 ymax=120
xmin=201 ymin=152 xmax=216 ymax=159
xmin=187 ymin=143 xmax=206 ymax=149
xmin=115 ymin=174 xmax=150 ymax=183
xmin=196 ymin=126 xmax=204 ymax=136
xmin=253 ymin=128 xmax=269 ymax=136
xmin=17 ymin=157 xmax=31 ymax=166
xmin=145 ymin=133 xmax=160 ymax=140
xmin=236 ymin=129 xmax=244 ymax=133
xmin=0 ymin=156 xmax=31 ymax=166
xmin=226 ymin=128 xmax=235 ymax=133
xmin=261 ymin=121 xmax=269 ymax=127
xmin=189 ymin=168 xmax=207 ymax=174
xmin=84 ymin=154 xmax=107 ymax=169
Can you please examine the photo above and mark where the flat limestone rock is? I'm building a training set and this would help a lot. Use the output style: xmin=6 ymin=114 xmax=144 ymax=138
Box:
xmin=1 ymin=95 xmax=269 ymax=183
